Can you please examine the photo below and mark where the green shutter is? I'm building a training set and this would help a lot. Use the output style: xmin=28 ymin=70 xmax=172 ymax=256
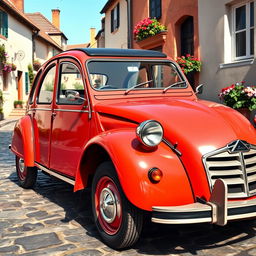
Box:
xmin=3 ymin=12 xmax=8 ymax=38
xmin=25 ymin=72 xmax=29 ymax=95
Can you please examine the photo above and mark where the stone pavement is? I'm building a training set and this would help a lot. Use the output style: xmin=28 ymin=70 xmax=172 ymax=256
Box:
xmin=0 ymin=122 xmax=255 ymax=256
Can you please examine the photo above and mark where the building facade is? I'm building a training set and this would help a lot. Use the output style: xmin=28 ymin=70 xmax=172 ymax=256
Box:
xmin=0 ymin=0 xmax=67 ymax=118
xmin=100 ymin=0 xmax=128 ymax=49
xmin=198 ymin=0 xmax=256 ymax=102
xmin=0 ymin=0 xmax=38 ymax=117
xmin=132 ymin=0 xmax=199 ymax=88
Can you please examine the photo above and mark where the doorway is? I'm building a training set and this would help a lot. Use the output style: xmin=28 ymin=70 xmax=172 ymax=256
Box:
xmin=17 ymin=71 xmax=23 ymax=101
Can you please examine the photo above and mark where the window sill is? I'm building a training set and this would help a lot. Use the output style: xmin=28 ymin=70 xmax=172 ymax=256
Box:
xmin=219 ymin=58 xmax=254 ymax=69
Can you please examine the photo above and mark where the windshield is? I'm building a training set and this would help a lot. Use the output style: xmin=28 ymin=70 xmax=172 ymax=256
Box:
xmin=87 ymin=61 xmax=186 ymax=91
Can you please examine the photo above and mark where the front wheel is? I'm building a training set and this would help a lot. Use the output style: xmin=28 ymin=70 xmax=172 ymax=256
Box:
xmin=16 ymin=156 xmax=37 ymax=188
xmin=92 ymin=161 xmax=143 ymax=249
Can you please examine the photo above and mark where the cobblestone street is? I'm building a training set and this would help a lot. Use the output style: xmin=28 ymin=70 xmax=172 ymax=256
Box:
xmin=0 ymin=122 xmax=255 ymax=256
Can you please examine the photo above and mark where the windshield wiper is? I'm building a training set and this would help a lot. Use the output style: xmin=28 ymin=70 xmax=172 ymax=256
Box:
xmin=124 ymin=80 xmax=153 ymax=95
xmin=163 ymin=81 xmax=187 ymax=93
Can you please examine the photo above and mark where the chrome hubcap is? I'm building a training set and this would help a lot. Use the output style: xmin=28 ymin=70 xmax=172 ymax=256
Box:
xmin=99 ymin=188 xmax=117 ymax=223
xmin=19 ymin=158 xmax=25 ymax=173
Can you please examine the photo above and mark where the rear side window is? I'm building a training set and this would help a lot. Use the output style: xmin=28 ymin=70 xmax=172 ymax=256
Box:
xmin=57 ymin=62 xmax=85 ymax=105
xmin=37 ymin=65 xmax=56 ymax=104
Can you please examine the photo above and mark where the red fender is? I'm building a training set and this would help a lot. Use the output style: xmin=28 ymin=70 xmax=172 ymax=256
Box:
xmin=11 ymin=115 xmax=35 ymax=167
xmin=75 ymin=129 xmax=194 ymax=211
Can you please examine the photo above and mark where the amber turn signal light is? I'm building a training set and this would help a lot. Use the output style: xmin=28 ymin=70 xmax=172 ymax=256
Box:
xmin=148 ymin=168 xmax=163 ymax=183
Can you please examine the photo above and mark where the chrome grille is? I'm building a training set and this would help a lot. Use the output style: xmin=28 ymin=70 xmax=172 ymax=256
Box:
xmin=203 ymin=147 xmax=256 ymax=198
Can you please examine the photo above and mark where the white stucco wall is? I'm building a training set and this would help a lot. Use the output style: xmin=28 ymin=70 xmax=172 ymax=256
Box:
xmin=34 ymin=38 xmax=60 ymax=65
xmin=198 ymin=0 xmax=256 ymax=103
xmin=0 ymin=14 xmax=33 ymax=118
xmin=104 ymin=0 xmax=128 ymax=49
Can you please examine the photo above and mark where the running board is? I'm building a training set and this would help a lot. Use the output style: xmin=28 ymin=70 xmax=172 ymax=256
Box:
xmin=36 ymin=163 xmax=75 ymax=185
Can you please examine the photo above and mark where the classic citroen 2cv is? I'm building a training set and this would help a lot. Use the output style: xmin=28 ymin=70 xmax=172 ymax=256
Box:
xmin=11 ymin=48 xmax=256 ymax=249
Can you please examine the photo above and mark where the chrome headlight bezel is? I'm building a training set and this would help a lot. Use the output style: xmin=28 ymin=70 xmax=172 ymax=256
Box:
xmin=136 ymin=120 xmax=163 ymax=147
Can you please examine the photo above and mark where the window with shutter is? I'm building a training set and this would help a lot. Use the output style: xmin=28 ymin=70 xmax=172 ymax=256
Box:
xmin=110 ymin=3 xmax=120 ymax=33
xmin=150 ymin=0 xmax=161 ymax=19
xmin=0 ymin=10 xmax=8 ymax=38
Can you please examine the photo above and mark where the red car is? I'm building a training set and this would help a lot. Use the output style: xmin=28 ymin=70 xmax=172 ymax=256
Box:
xmin=11 ymin=48 xmax=256 ymax=249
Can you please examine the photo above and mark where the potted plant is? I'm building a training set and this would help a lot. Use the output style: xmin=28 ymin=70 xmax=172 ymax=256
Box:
xmin=219 ymin=82 xmax=256 ymax=119
xmin=133 ymin=18 xmax=167 ymax=41
xmin=0 ymin=44 xmax=7 ymax=67
xmin=14 ymin=100 xmax=23 ymax=109
xmin=33 ymin=59 xmax=41 ymax=71
xmin=176 ymin=54 xmax=202 ymax=74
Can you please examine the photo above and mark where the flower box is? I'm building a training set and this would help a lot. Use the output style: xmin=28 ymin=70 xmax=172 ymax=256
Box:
xmin=136 ymin=30 xmax=167 ymax=49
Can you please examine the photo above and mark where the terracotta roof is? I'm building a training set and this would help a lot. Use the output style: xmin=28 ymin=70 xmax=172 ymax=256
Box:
xmin=25 ymin=13 xmax=64 ymax=50
xmin=1 ymin=0 xmax=39 ymax=31
xmin=26 ymin=12 xmax=67 ymax=40
xmin=66 ymin=43 xmax=89 ymax=50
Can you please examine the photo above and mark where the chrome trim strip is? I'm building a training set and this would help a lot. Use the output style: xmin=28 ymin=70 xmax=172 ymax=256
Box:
xmin=36 ymin=163 xmax=75 ymax=185
xmin=152 ymin=217 xmax=212 ymax=224
xmin=31 ymin=108 xmax=52 ymax=111
xmin=54 ymin=109 xmax=90 ymax=113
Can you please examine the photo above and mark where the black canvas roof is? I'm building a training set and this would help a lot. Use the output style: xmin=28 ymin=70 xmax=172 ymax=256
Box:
xmin=68 ymin=48 xmax=167 ymax=58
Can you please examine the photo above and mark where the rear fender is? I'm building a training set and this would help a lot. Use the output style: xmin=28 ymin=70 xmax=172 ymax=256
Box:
xmin=75 ymin=128 xmax=194 ymax=211
xmin=11 ymin=115 xmax=35 ymax=167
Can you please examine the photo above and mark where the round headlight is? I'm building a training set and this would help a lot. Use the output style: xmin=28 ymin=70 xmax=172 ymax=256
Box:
xmin=136 ymin=120 xmax=163 ymax=147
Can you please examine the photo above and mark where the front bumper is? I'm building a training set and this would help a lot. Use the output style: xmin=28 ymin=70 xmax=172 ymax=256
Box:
xmin=152 ymin=179 xmax=256 ymax=225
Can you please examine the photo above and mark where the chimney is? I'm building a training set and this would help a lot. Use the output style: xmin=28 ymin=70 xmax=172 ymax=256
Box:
xmin=11 ymin=0 xmax=24 ymax=12
xmin=90 ymin=28 xmax=96 ymax=48
xmin=52 ymin=9 xmax=60 ymax=29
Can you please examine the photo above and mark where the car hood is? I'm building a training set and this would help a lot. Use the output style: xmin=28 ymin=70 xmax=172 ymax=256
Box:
xmin=95 ymin=98 xmax=256 ymax=147
xmin=95 ymin=98 xmax=256 ymax=198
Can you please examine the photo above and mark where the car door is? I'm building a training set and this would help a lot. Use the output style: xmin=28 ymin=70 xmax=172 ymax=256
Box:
xmin=33 ymin=62 xmax=57 ymax=167
xmin=49 ymin=59 xmax=90 ymax=178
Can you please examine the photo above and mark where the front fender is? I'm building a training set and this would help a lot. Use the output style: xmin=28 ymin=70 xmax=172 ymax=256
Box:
xmin=11 ymin=115 xmax=35 ymax=167
xmin=76 ymin=128 xmax=194 ymax=211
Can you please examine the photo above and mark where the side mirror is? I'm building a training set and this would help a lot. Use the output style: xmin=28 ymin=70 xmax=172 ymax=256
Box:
xmin=195 ymin=84 xmax=204 ymax=95
xmin=65 ymin=90 xmax=86 ymax=102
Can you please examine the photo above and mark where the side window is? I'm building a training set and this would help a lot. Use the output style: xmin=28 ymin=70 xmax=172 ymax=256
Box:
xmin=38 ymin=65 xmax=56 ymax=104
xmin=29 ymin=70 xmax=42 ymax=104
xmin=57 ymin=62 xmax=85 ymax=105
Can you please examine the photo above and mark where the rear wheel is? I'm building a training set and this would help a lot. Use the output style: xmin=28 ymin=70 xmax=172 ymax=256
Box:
xmin=16 ymin=156 xmax=37 ymax=188
xmin=92 ymin=161 xmax=143 ymax=249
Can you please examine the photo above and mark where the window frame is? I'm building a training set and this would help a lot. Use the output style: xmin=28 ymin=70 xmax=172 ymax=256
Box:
xmin=56 ymin=61 xmax=85 ymax=105
xmin=232 ymin=1 xmax=254 ymax=60
xmin=36 ymin=64 xmax=57 ymax=105
xmin=111 ymin=3 xmax=120 ymax=33
xmin=149 ymin=0 xmax=162 ymax=20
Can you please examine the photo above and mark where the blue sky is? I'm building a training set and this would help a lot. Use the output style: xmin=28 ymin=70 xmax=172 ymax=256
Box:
xmin=25 ymin=0 xmax=107 ymax=45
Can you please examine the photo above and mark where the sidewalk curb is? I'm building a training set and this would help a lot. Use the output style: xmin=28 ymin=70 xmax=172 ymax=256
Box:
xmin=0 ymin=118 xmax=19 ymax=128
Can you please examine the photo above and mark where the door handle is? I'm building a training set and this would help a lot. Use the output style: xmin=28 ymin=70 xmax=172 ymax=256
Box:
xmin=52 ymin=112 xmax=57 ymax=119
